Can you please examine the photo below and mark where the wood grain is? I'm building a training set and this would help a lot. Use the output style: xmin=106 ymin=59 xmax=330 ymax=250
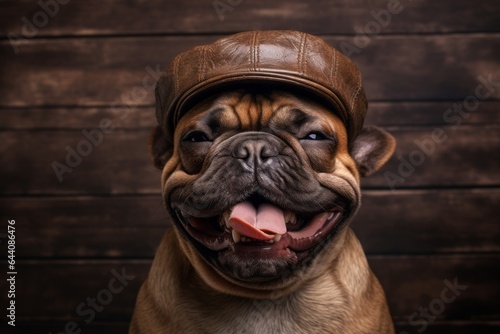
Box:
xmin=2 ymin=101 xmax=499 ymax=130
xmin=368 ymin=125 xmax=500 ymax=188
xmin=0 ymin=126 xmax=498 ymax=195
xmin=1 ymin=0 xmax=499 ymax=37
xmin=370 ymin=255 xmax=500 ymax=321
xmin=0 ymin=322 xmax=130 ymax=334
xmin=2 ymin=321 xmax=499 ymax=334
xmin=395 ymin=322 xmax=500 ymax=334
xmin=0 ymin=130 xmax=160 ymax=195
xmin=354 ymin=189 xmax=500 ymax=254
xmin=0 ymin=106 xmax=155 ymax=130
xmin=2 ymin=256 xmax=498 ymax=322
xmin=1 ymin=2 xmax=498 ymax=332
xmin=1 ymin=188 xmax=498 ymax=258
xmin=2 ymin=35 xmax=499 ymax=106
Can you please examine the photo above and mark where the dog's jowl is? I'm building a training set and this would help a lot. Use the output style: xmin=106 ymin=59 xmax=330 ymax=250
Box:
xmin=130 ymin=30 xmax=396 ymax=334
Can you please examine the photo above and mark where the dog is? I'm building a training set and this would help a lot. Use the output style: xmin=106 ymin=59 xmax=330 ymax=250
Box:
xmin=130 ymin=31 xmax=396 ymax=334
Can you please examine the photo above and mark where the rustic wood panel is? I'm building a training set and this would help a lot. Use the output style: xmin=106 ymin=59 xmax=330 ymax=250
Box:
xmin=1 ymin=0 xmax=498 ymax=332
xmin=0 ymin=107 xmax=155 ymax=130
xmin=2 ymin=321 xmax=499 ymax=334
xmin=14 ymin=227 xmax=165 ymax=258
xmin=0 ymin=322 xmax=130 ymax=334
xmin=2 ymin=256 xmax=498 ymax=322
xmin=365 ymin=101 xmax=500 ymax=127
xmin=2 ymin=321 xmax=498 ymax=334
xmin=2 ymin=101 xmax=499 ymax=130
xmin=369 ymin=125 xmax=500 ymax=188
xmin=2 ymin=35 xmax=499 ymax=106
xmin=370 ymin=255 xmax=500 ymax=321
xmin=354 ymin=189 xmax=500 ymax=254
xmin=1 ymin=189 xmax=498 ymax=258
xmin=1 ymin=0 xmax=499 ymax=37
xmin=0 ymin=197 xmax=166 ymax=228
xmin=395 ymin=322 xmax=500 ymax=334
xmin=4 ymin=260 xmax=147 ymax=322
xmin=0 ymin=131 xmax=160 ymax=195
xmin=0 ymin=126 xmax=498 ymax=195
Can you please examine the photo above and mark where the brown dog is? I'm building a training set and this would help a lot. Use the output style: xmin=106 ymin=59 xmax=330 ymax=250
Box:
xmin=130 ymin=31 xmax=396 ymax=334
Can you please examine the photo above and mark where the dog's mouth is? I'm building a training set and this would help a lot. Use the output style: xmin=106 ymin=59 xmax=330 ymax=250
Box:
xmin=173 ymin=194 xmax=346 ymax=267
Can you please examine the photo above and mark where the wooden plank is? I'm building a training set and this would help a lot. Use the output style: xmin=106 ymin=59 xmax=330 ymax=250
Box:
xmin=369 ymin=125 xmax=500 ymax=188
xmin=0 ymin=107 xmax=155 ymax=130
xmin=395 ymin=322 xmax=500 ymax=334
xmin=350 ymin=34 xmax=500 ymax=102
xmin=1 ymin=256 xmax=498 ymax=321
xmin=0 ymin=197 xmax=166 ymax=228
xmin=0 ymin=126 xmax=498 ymax=195
xmin=2 ymin=101 xmax=499 ymax=130
xmin=0 ymin=130 xmax=160 ymax=195
xmin=2 ymin=321 xmax=499 ymax=334
xmin=1 ymin=0 xmax=499 ymax=37
xmin=0 ymin=322 xmax=132 ymax=334
xmin=1 ymin=189 xmax=498 ymax=258
xmin=2 ymin=260 xmax=148 ymax=322
xmin=0 ymin=36 xmax=183 ymax=108
xmin=13 ymin=226 xmax=165 ymax=258
xmin=353 ymin=189 xmax=500 ymax=254
xmin=370 ymin=255 xmax=500 ymax=321
xmin=0 ymin=196 xmax=167 ymax=258
xmin=365 ymin=101 xmax=500 ymax=127
xmin=1 ymin=35 xmax=500 ymax=106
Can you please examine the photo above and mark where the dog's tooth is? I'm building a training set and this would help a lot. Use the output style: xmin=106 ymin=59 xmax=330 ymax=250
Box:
xmin=284 ymin=210 xmax=297 ymax=225
xmin=274 ymin=234 xmax=282 ymax=242
xmin=222 ymin=210 xmax=231 ymax=228
xmin=232 ymin=229 xmax=241 ymax=243
xmin=327 ymin=212 xmax=335 ymax=220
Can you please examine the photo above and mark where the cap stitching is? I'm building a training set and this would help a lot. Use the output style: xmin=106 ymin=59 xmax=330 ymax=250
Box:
xmin=255 ymin=31 xmax=260 ymax=71
xmin=173 ymin=56 xmax=180 ymax=98
xmin=248 ymin=34 xmax=252 ymax=69
xmin=298 ymin=32 xmax=307 ymax=75
xmin=350 ymin=73 xmax=362 ymax=112
xmin=198 ymin=46 xmax=206 ymax=83
xmin=330 ymin=49 xmax=338 ymax=86
xmin=251 ymin=31 xmax=258 ymax=71
xmin=164 ymin=31 xmax=364 ymax=139
xmin=302 ymin=34 xmax=308 ymax=75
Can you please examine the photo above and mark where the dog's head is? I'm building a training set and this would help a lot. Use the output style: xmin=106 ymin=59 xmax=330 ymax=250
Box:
xmin=151 ymin=31 xmax=395 ymax=297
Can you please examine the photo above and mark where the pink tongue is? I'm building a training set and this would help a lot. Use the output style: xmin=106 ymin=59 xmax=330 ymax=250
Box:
xmin=229 ymin=202 xmax=287 ymax=241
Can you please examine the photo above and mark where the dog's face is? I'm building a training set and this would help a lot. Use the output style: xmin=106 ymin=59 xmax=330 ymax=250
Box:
xmin=152 ymin=88 xmax=395 ymax=294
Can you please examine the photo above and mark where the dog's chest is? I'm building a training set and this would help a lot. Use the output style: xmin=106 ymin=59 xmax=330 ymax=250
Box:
xmin=184 ymin=292 xmax=348 ymax=334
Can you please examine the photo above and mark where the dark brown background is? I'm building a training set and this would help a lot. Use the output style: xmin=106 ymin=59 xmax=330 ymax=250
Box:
xmin=1 ymin=0 xmax=499 ymax=333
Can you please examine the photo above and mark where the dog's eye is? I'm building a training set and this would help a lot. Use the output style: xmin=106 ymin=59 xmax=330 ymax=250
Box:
xmin=303 ymin=132 xmax=327 ymax=140
xmin=183 ymin=131 xmax=210 ymax=142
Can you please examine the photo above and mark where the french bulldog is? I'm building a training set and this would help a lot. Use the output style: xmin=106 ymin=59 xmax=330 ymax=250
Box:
xmin=130 ymin=30 xmax=396 ymax=334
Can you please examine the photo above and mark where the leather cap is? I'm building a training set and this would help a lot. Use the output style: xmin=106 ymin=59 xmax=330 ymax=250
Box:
xmin=156 ymin=30 xmax=367 ymax=140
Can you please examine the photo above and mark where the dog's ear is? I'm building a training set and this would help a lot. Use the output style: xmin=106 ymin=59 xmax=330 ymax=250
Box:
xmin=349 ymin=126 xmax=396 ymax=177
xmin=149 ymin=126 xmax=173 ymax=169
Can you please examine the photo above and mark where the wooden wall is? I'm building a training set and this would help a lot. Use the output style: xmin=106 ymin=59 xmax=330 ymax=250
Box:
xmin=1 ymin=0 xmax=499 ymax=332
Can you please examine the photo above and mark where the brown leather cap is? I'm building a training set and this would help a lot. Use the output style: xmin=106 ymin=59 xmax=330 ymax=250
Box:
xmin=156 ymin=30 xmax=367 ymax=140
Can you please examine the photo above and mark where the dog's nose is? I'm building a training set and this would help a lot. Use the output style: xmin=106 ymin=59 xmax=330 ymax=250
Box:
xmin=232 ymin=139 xmax=279 ymax=170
